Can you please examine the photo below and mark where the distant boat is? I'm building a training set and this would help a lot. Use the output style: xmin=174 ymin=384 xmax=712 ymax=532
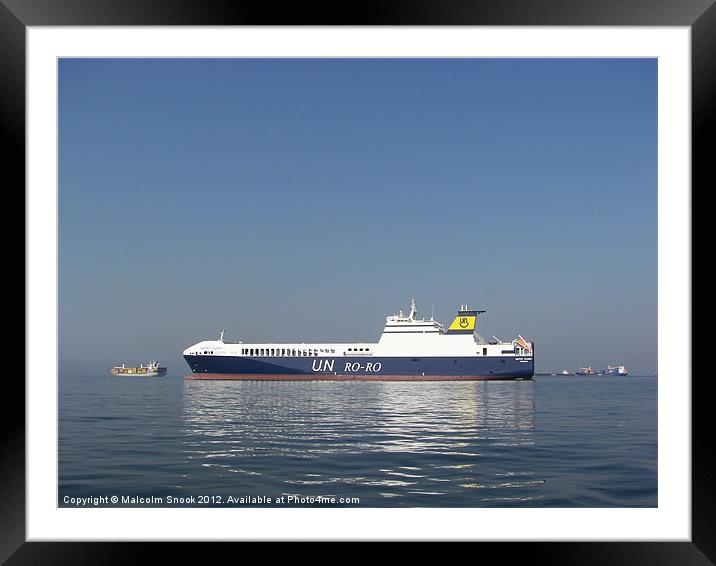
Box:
xmin=561 ymin=370 xmax=574 ymax=376
xmin=607 ymin=364 xmax=629 ymax=376
xmin=575 ymin=366 xmax=595 ymax=375
xmin=111 ymin=361 xmax=167 ymax=377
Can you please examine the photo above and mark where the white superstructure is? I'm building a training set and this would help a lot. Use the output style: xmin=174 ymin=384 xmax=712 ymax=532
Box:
xmin=183 ymin=299 xmax=533 ymax=360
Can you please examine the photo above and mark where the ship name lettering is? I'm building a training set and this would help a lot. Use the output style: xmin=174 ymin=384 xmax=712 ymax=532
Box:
xmin=312 ymin=359 xmax=335 ymax=372
xmin=342 ymin=362 xmax=382 ymax=373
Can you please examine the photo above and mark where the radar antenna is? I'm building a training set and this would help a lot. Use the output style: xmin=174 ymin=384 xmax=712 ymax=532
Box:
xmin=219 ymin=329 xmax=225 ymax=341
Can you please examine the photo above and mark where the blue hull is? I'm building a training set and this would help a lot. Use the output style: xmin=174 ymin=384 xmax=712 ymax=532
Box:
xmin=184 ymin=355 xmax=534 ymax=380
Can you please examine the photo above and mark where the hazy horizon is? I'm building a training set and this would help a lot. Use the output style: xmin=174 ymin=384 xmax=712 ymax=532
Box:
xmin=59 ymin=58 xmax=657 ymax=376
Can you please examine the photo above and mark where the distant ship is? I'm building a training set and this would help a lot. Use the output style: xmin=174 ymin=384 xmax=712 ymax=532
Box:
xmin=183 ymin=299 xmax=534 ymax=381
xmin=607 ymin=364 xmax=629 ymax=376
xmin=575 ymin=366 xmax=595 ymax=375
xmin=111 ymin=361 xmax=167 ymax=377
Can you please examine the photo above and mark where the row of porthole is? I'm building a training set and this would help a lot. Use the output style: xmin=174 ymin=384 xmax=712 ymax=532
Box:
xmin=347 ymin=348 xmax=369 ymax=352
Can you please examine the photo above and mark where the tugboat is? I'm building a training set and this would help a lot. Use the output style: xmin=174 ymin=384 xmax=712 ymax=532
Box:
xmin=111 ymin=361 xmax=167 ymax=377
xmin=183 ymin=299 xmax=534 ymax=381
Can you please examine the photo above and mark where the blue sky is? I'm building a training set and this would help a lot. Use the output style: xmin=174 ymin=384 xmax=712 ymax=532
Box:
xmin=59 ymin=58 xmax=657 ymax=375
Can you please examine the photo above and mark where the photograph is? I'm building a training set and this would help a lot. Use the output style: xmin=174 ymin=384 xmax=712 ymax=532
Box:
xmin=57 ymin=56 xmax=657 ymax=509
xmin=9 ymin=11 xmax=705 ymax=560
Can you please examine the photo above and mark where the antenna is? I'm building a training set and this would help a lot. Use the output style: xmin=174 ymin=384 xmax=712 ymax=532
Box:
xmin=431 ymin=300 xmax=434 ymax=321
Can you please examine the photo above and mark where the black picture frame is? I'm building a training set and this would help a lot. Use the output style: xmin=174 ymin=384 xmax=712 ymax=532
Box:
xmin=6 ymin=0 xmax=707 ymax=562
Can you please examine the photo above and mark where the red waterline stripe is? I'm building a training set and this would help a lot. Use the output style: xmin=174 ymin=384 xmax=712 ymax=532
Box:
xmin=184 ymin=373 xmax=532 ymax=382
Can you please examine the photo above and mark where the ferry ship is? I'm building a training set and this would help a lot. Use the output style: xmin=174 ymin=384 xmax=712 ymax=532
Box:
xmin=183 ymin=300 xmax=534 ymax=381
xmin=111 ymin=361 xmax=167 ymax=377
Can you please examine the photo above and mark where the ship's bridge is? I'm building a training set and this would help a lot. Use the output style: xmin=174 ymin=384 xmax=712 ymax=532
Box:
xmin=380 ymin=299 xmax=445 ymax=337
xmin=379 ymin=300 xmax=495 ymax=346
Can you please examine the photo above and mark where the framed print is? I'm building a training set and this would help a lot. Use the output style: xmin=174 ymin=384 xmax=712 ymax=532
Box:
xmin=6 ymin=0 xmax=708 ymax=562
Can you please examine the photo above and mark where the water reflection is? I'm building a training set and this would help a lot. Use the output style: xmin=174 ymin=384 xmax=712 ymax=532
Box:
xmin=180 ymin=380 xmax=539 ymax=505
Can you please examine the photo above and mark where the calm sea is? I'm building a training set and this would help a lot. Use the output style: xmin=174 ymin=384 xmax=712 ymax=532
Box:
xmin=59 ymin=375 xmax=657 ymax=507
